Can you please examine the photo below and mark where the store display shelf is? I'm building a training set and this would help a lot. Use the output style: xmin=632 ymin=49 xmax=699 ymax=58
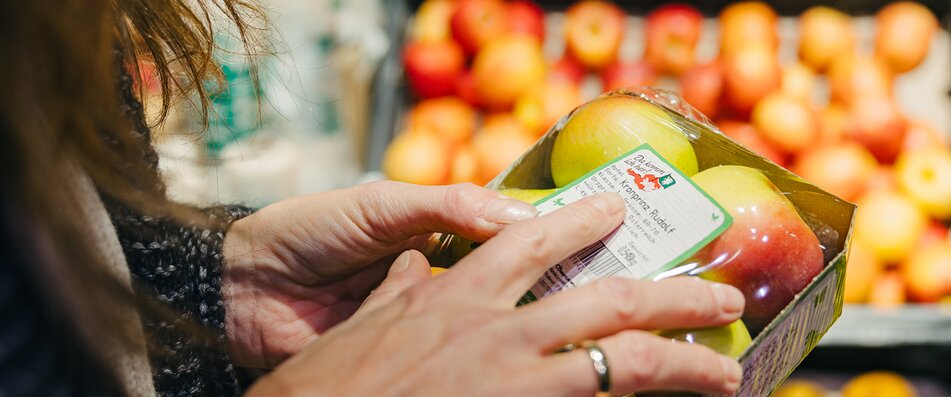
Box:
xmin=818 ymin=304 xmax=951 ymax=347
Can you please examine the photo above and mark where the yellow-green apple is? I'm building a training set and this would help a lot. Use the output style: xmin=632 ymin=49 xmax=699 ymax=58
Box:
xmin=382 ymin=128 xmax=451 ymax=185
xmin=798 ymin=6 xmax=855 ymax=73
xmin=876 ymin=1 xmax=939 ymax=74
xmin=550 ymin=95 xmax=699 ymax=187
xmin=781 ymin=62 xmax=817 ymax=104
xmin=902 ymin=242 xmax=951 ymax=302
xmin=548 ymin=56 xmax=587 ymax=85
xmin=868 ymin=271 xmax=907 ymax=308
xmin=903 ymin=119 xmax=948 ymax=153
xmin=843 ymin=239 xmax=883 ymax=303
xmin=845 ymin=97 xmax=907 ymax=164
xmin=403 ymin=40 xmax=465 ymax=98
xmin=722 ymin=43 xmax=781 ymax=116
xmin=719 ymin=1 xmax=779 ymax=55
xmin=565 ymin=1 xmax=626 ymax=70
xmin=895 ymin=147 xmax=951 ymax=219
xmin=644 ymin=3 xmax=703 ymax=76
xmin=679 ymin=61 xmax=723 ymax=119
xmin=409 ymin=0 xmax=455 ymax=42
xmin=506 ymin=1 xmax=545 ymax=42
xmin=472 ymin=35 xmax=546 ymax=110
xmin=450 ymin=0 xmax=509 ymax=56
xmin=472 ymin=114 xmax=537 ymax=185
xmin=659 ymin=319 xmax=752 ymax=358
xmin=751 ymin=92 xmax=820 ymax=153
xmin=514 ymin=79 xmax=583 ymax=137
xmin=407 ymin=96 xmax=477 ymax=144
xmin=791 ymin=142 xmax=878 ymax=202
xmin=828 ymin=55 xmax=892 ymax=106
xmin=854 ymin=190 xmax=927 ymax=263
xmin=718 ymin=119 xmax=788 ymax=166
xmin=600 ymin=60 xmax=658 ymax=92
xmin=689 ymin=165 xmax=824 ymax=333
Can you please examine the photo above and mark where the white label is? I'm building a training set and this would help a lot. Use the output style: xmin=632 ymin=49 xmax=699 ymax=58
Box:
xmin=524 ymin=145 xmax=732 ymax=302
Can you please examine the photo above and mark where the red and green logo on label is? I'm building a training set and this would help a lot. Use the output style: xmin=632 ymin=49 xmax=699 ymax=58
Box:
xmin=627 ymin=168 xmax=677 ymax=191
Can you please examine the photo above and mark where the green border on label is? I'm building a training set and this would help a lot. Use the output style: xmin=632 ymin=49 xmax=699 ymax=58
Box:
xmin=532 ymin=143 xmax=734 ymax=280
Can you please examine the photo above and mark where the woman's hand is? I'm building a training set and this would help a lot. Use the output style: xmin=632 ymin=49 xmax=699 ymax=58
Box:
xmin=247 ymin=194 xmax=745 ymax=397
xmin=222 ymin=182 xmax=538 ymax=368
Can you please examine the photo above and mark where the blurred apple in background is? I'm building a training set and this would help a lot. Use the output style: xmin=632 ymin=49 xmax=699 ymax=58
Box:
xmin=854 ymin=190 xmax=927 ymax=263
xmin=403 ymin=40 xmax=465 ymax=98
xmin=455 ymin=69 xmax=480 ymax=106
xmin=842 ymin=371 xmax=918 ymax=397
xmin=514 ymin=79 xmax=583 ymax=137
xmin=902 ymin=119 xmax=948 ymax=153
xmin=780 ymin=62 xmax=817 ymax=104
xmin=600 ymin=60 xmax=657 ymax=92
xmin=565 ymin=0 xmax=626 ymax=70
xmin=718 ymin=119 xmax=788 ymax=166
xmin=751 ymin=93 xmax=819 ymax=153
xmin=691 ymin=166 xmax=824 ymax=334
xmin=845 ymin=97 xmax=907 ymax=164
xmin=774 ymin=380 xmax=827 ymax=397
xmin=718 ymin=1 xmax=779 ymax=55
xmin=902 ymin=242 xmax=951 ymax=302
xmin=828 ymin=55 xmax=893 ymax=106
xmin=548 ymin=56 xmax=587 ymax=84
xmin=792 ymin=142 xmax=878 ymax=202
xmin=472 ymin=35 xmax=545 ymax=110
xmin=407 ymin=97 xmax=477 ymax=145
xmin=409 ymin=0 xmax=456 ymax=42
xmin=722 ymin=44 xmax=781 ymax=116
xmin=817 ymin=104 xmax=848 ymax=145
xmin=449 ymin=144 xmax=480 ymax=184
xmin=550 ymin=95 xmax=699 ymax=187
xmin=472 ymin=114 xmax=536 ymax=185
xmin=869 ymin=271 xmax=907 ymax=308
xmin=875 ymin=1 xmax=939 ymax=74
xmin=798 ymin=6 xmax=855 ymax=73
xmin=644 ymin=3 xmax=703 ymax=76
xmin=918 ymin=221 xmax=951 ymax=248
xmin=843 ymin=239 xmax=883 ymax=304
xmin=506 ymin=1 xmax=546 ymax=42
xmin=382 ymin=128 xmax=451 ymax=185
xmin=895 ymin=147 xmax=951 ymax=219
xmin=679 ymin=61 xmax=723 ymax=119
xmin=863 ymin=168 xmax=899 ymax=195
xmin=450 ymin=0 xmax=508 ymax=56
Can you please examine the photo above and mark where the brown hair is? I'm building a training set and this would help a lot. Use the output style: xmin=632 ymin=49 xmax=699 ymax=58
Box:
xmin=0 ymin=0 xmax=269 ymax=392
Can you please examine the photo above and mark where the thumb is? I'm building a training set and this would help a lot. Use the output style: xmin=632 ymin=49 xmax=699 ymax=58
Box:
xmin=357 ymin=250 xmax=432 ymax=315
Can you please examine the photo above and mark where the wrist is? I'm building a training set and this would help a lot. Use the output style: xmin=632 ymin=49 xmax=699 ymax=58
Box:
xmin=222 ymin=217 xmax=266 ymax=368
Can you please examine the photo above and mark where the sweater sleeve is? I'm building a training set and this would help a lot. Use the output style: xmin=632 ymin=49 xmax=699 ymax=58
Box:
xmin=112 ymin=205 xmax=254 ymax=397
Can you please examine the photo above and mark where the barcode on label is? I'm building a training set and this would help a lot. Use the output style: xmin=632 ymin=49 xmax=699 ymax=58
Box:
xmin=567 ymin=242 xmax=628 ymax=285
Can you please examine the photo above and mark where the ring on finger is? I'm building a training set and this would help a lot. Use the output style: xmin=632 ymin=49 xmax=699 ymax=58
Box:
xmin=556 ymin=340 xmax=612 ymax=397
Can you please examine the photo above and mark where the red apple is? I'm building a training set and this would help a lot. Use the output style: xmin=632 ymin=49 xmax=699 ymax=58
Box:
xmin=876 ymin=1 xmax=939 ymax=74
xmin=791 ymin=142 xmax=879 ymax=202
xmin=403 ymin=40 xmax=466 ymax=98
xmin=718 ymin=119 xmax=788 ymax=166
xmin=719 ymin=1 xmax=779 ymax=55
xmin=722 ymin=44 xmax=782 ymax=116
xmin=644 ymin=3 xmax=704 ymax=76
xmin=798 ymin=6 xmax=855 ymax=73
xmin=845 ymin=97 xmax=907 ymax=164
xmin=565 ymin=1 xmax=626 ymax=70
xmin=679 ymin=61 xmax=723 ymax=119
xmin=600 ymin=60 xmax=658 ymax=92
xmin=548 ymin=56 xmax=587 ymax=84
xmin=506 ymin=1 xmax=546 ymax=41
xmin=691 ymin=165 xmax=824 ymax=334
xmin=472 ymin=35 xmax=546 ymax=110
xmin=751 ymin=92 xmax=820 ymax=154
xmin=450 ymin=0 xmax=509 ymax=56
xmin=455 ymin=69 xmax=480 ymax=107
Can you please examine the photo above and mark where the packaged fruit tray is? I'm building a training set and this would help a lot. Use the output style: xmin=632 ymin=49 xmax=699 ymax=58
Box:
xmin=421 ymin=88 xmax=856 ymax=397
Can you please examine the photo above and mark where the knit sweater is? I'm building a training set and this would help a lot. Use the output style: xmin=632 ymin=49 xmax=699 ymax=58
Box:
xmin=0 ymin=65 xmax=253 ymax=396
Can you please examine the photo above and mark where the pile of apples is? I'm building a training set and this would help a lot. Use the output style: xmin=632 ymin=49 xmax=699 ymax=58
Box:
xmin=777 ymin=371 xmax=919 ymax=397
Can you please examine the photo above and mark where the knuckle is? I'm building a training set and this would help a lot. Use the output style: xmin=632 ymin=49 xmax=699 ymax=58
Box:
xmin=593 ymin=279 xmax=641 ymax=323
xmin=444 ymin=183 xmax=484 ymax=211
xmin=564 ymin=201 xmax=602 ymax=236
xmin=615 ymin=332 xmax=661 ymax=388
xmin=399 ymin=284 xmax=433 ymax=314
xmin=678 ymin=278 xmax=721 ymax=321
xmin=502 ymin=223 xmax=549 ymax=263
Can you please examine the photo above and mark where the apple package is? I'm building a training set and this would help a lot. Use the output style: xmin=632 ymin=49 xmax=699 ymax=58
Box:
xmin=426 ymin=88 xmax=855 ymax=397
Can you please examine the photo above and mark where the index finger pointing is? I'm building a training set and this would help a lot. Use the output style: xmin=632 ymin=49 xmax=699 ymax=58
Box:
xmin=447 ymin=193 xmax=626 ymax=307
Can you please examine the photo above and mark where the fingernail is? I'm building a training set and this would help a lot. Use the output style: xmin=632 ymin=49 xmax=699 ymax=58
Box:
xmin=719 ymin=355 xmax=743 ymax=391
xmin=711 ymin=283 xmax=745 ymax=315
xmin=589 ymin=193 xmax=624 ymax=216
xmin=483 ymin=198 xmax=537 ymax=225
xmin=392 ymin=250 xmax=413 ymax=273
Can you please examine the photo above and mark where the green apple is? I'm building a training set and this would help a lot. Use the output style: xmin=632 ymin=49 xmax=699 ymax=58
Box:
xmin=550 ymin=95 xmax=699 ymax=187
xmin=659 ymin=319 xmax=752 ymax=358
xmin=689 ymin=166 xmax=823 ymax=334
xmin=450 ymin=188 xmax=556 ymax=261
